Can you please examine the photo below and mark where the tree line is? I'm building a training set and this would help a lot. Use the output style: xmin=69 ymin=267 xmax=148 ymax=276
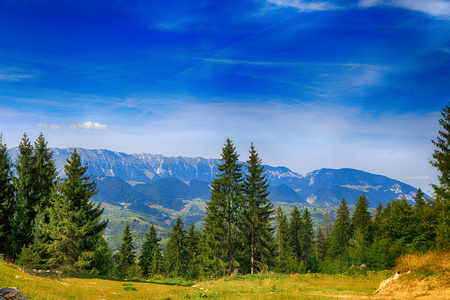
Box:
xmin=1 ymin=102 xmax=449 ymax=279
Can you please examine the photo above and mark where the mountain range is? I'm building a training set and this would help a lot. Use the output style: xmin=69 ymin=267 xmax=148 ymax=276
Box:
xmin=8 ymin=147 xmax=424 ymax=208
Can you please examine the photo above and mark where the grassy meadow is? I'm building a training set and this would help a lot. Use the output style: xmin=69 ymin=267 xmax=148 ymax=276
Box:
xmin=2 ymin=251 xmax=449 ymax=299
xmin=0 ymin=259 xmax=390 ymax=300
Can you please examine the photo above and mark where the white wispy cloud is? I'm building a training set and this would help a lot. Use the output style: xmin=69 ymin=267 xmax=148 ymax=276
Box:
xmin=69 ymin=121 xmax=108 ymax=130
xmin=359 ymin=0 xmax=450 ymax=18
xmin=407 ymin=176 xmax=432 ymax=180
xmin=266 ymin=0 xmax=337 ymax=11
xmin=0 ymin=72 xmax=34 ymax=81
xmin=35 ymin=123 xmax=60 ymax=130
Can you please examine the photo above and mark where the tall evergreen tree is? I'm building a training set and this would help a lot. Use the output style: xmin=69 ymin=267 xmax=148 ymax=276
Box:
xmin=203 ymin=138 xmax=244 ymax=275
xmin=48 ymin=149 xmax=107 ymax=270
xmin=21 ymin=133 xmax=58 ymax=267
xmin=300 ymin=208 xmax=316 ymax=271
xmin=93 ymin=236 xmax=113 ymax=276
xmin=429 ymin=102 xmax=450 ymax=249
xmin=241 ymin=143 xmax=274 ymax=274
xmin=275 ymin=206 xmax=296 ymax=273
xmin=412 ymin=189 xmax=434 ymax=252
xmin=352 ymin=193 xmax=373 ymax=243
xmin=185 ymin=222 xmax=200 ymax=279
xmin=117 ymin=222 xmax=135 ymax=277
xmin=139 ymin=224 xmax=160 ymax=278
xmin=10 ymin=133 xmax=36 ymax=257
xmin=329 ymin=198 xmax=352 ymax=259
xmin=164 ymin=217 xmax=187 ymax=277
xmin=289 ymin=206 xmax=304 ymax=261
xmin=33 ymin=133 xmax=57 ymax=213
xmin=0 ymin=134 xmax=14 ymax=256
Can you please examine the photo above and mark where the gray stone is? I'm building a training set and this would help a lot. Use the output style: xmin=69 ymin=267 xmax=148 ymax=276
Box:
xmin=0 ymin=287 xmax=27 ymax=300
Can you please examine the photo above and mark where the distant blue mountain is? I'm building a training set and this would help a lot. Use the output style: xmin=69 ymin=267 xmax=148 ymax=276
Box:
xmin=8 ymin=147 xmax=425 ymax=208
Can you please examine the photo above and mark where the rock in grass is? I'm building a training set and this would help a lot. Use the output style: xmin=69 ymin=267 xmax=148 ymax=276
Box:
xmin=0 ymin=287 xmax=27 ymax=300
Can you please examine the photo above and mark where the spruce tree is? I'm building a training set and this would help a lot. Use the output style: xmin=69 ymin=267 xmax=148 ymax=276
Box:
xmin=118 ymin=222 xmax=135 ymax=277
xmin=429 ymin=102 xmax=450 ymax=249
xmin=275 ymin=207 xmax=296 ymax=273
xmin=139 ymin=224 xmax=160 ymax=278
xmin=329 ymin=198 xmax=352 ymax=259
xmin=242 ymin=143 xmax=274 ymax=274
xmin=164 ymin=217 xmax=187 ymax=277
xmin=185 ymin=222 xmax=200 ymax=279
xmin=289 ymin=206 xmax=304 ymax=261
xmin=33 ymin=133 xmax=57 ymax=213
xmin=48 ymin=149 xmax=107 ymax=270
xmin=22 ymin=133 xmax=58 ymax=267
xmin=0 ymin=134 xmax=14 ymax=256
xmin=203 ymin=138 xmax=244 ymax=275
xmin=10 ymin=133 xmax=36 ymax=257
xmin=316 ymin=228 xmax=327 ymax=262
xmin=300 ymin=208 xmax=316 ymax=271
xmin=93 ymin=236 xmax=113 ymax=276
xmin=351 ymin=193 xmax=373 ymax=243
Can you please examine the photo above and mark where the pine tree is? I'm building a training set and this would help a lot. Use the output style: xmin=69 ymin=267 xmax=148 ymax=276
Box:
xmin=300 ymin=208 xmax=316 ymax=271
xmin=164 ymin=217 xmax=187 ymax=277
xmin=203 ymin=138 xmax=244 ymax=275
xmin=48 ymin=149 xmax=107 ymax=270
xmin=412 ymin=189 xmax=434 ymax=252
xmin=10 ymin=133 xmax=36 ymax=257
xmin=0 ymin=134 xmax=14 ymax=257
xmin=241 ymin=143 xmax=274 ymax=274
xmin=93 ymin=236 xmax=113 ymax=276
xmin=429 ymin=102 xmax=450 ymax=249
xmin=372 ymin=202 xmax=383 ymax=240
xmin=275 ymin=206 xmax=295 ymax=273
xmin=139 ymin=224 xmax=160 ymax=278
xmin=118 ymin=222 xmax=135 ymax=277
xmin=23 ymin=133 xmax=58 ymax=267
xmin=351 ymin=193 xmax=373 ymax=243
xmin=316 ymin=228 xmax=327 ymax=262
xmin=329 ymin=198 xmax=352 ymax=259
xmin=185 ymin=222 xmax=200 ymax=279
xmin=289 ymin=206 xmax=303 ymax=261
xmin=33 ymin=133 xmax=57 ymax=213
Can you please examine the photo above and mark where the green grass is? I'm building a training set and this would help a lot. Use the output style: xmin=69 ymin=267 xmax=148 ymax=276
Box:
xmin=0 ymin=258 xmax=395 ymax=299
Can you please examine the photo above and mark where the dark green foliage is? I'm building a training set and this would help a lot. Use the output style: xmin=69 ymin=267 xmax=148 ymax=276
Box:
xmin=164 ymin=217 xmax=187 ymax=277
xmin=203 ymin=138 xmax=244 ymax=275
xmin=10 ymin=134 xmax=36 ymax=257
xmin=329 ymin=198 xmax=351 ymax=259
xmin=185 ymin=222 xmax=200 ymax=279
xmin=300 ymin=208 xmax=316 ymax=271
xmin=316 ymin=228 xmax=327 ymax=262
xmin=352 ymin=193 xmax=372 ymax=243
xmin=93 ymin=236 xmax=113 ymax=276
xmin=33 ymin=133 xmax=57 ymax=213
xmin=48 ymin=150 xmax=108 ymax=270
xmin=289 ymin=206 xmax=303 ymax=261
xmin=0 ymin=135 xmax=14 ymax=256
xmin=429 ymin=103 xmax=450 ymax=250
xmin=139 ymin=224 xmax=161 ymax=278
xmin=275 ymin=207 xmax=297 ymax=273
xmin=118 ymin=221 xmax=136 ymax=277
xmin=241 ymin=143 xmax=275 ymax=274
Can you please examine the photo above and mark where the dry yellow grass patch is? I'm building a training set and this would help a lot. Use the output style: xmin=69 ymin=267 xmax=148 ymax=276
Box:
xmin=375 ymin=252 xmax=450 ymax=300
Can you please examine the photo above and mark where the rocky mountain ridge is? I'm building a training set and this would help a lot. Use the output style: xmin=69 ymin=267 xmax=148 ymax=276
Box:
xmin=8 ymin=147 xmax=424 ymax=207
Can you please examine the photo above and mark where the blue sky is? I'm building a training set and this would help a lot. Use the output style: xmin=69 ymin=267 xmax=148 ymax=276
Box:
xmin=1 ymin=0 xmax=450 ymax=193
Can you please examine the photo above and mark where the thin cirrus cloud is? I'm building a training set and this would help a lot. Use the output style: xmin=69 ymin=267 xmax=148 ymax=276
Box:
xmin=265 ymin=0 xmax=337 ymax=11
xmin=35 ymin=123 xmax=60 ymax=130
xmin=69 ymin=121 xmax=108 ymax=130
xmin=359 ymin=0 xmax=450 ymax=18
